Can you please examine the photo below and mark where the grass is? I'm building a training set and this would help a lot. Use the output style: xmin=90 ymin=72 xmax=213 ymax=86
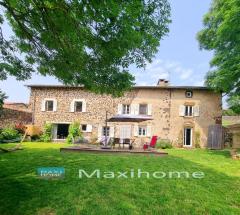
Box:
xmin=0 ymin=143 xmax=240 ymax=215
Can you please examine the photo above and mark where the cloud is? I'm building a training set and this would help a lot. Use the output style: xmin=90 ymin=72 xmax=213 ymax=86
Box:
xmin=132 ymin=59 xmax=196 ymax=85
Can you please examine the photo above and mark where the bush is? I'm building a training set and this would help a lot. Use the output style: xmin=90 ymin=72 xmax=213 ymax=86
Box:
xmin=15 ymin=123 xmax=26 ymax=134
xmin=66 ymin=122 xmax=82 ymax=144
xmin=40 ymin=123 xmax=53 ymax=142
xmin=155 ymin=139 xmax=173 ymax=149
xmin=0 ymin=127 xmax=22 ymax=143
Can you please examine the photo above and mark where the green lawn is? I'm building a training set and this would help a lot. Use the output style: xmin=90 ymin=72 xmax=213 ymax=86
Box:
xmin=0 ymin=143 xmax=240 ymax=215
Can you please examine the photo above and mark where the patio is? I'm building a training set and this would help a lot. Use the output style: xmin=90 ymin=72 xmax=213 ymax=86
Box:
xmin=60 ymin=145 xmax=168 ymax=156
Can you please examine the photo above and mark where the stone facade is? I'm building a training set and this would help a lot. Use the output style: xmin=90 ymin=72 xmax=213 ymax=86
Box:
xmin=28 ymin=85 xmax=222 ymax=148
xmin=0 ymin=103 xmax=32 ymax=128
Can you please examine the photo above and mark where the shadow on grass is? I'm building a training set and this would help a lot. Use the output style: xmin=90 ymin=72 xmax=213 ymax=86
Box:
xmin=0 ymin=147 xmax=239 ymax=215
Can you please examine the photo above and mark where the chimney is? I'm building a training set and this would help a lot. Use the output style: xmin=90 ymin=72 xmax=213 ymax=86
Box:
xmin=157 ymin=79 xmax=169 ymax=87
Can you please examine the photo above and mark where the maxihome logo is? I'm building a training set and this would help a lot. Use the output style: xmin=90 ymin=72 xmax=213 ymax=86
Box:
xmin=37 ymin=167 xmax=65 ymax=179
xmin=79 ymin=169 xmax=204 ymax=179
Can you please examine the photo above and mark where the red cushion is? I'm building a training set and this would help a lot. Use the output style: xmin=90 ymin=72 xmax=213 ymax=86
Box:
xmin=149 ymin=136 xmax=158 ymax=147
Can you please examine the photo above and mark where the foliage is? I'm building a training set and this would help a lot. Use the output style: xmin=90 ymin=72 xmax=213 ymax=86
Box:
xmin=0 ymin=1 xmax=171 ymax=96
xmin=194 ymin=131 xmax=201 ymax=148
xmin=40 ymin=123 xmax=53 ymax=142
xmin=66 ymin=122 xmax=82 ymax=144
xmin=197 ymin=0 xmax=240 ymax=113
xmin=14 ymin=123 xmax=26 ymax=134
xmin=223 ymin=109 xmax=238 ymax=116
xmin=155 ymin=139 xmax=172 ymax=149
xmin=0 ymin=127 xmax=21 ymax=142
xmin=0 ymin=90 xmax=7 ymax=112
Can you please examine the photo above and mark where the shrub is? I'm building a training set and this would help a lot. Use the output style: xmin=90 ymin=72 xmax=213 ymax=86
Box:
xmin=0 ymin=127 xmax=22 ymax=142
xmin=155 ymin=139 xmax=173 ymax=149
xmin=40 ymin=123 xmax=53 ymax=142
xmin=66 ymin=122 xmax=82 ymax=144
xmin=15 ymin=123 xmax=26 ymax=134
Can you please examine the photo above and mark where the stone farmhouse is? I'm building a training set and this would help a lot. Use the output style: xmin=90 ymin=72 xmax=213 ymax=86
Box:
xmin=27 ymin=79 xmax=222 ymax=148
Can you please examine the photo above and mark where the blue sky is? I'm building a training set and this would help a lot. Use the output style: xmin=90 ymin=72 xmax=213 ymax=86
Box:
xmin=0 ymin=0 xmax=213 ymax=103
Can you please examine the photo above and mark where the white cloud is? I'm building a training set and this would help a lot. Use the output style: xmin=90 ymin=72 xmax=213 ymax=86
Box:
xmin=132 ymin=59 xmax=196 ymax=85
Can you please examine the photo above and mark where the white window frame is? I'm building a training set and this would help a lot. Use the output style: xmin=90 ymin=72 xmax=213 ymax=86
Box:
xmin=45 ymin=100 xmax=54 ymax=112
xmin=74 ymin=101 xmax=83 ymax=112
xmin=122 ymin=104 xmax=130 ymax=114
xmin=42 ymin=98 xmax=57 ymax=112
xmin=185 ymin=105 xmax=193 ymax=117
xmin=138 ymin=126 xmax=147 ymax=136
xmin=81 ymin=124 xmax=87 ymax=132
xmin=184 ymin=128 xmax=193 ymax=147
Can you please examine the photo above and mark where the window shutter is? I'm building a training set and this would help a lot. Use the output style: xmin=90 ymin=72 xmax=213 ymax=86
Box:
xmin=53 ymin=99 xmax=57 ymax=112
xmin=147 ymin=125 xmax=152 ymax=137
xmin=134 ymin=124 xmax=138 ymax=136
xmin=194 ymin=105 xmax=200 ymax=117
xmin=41 ymin=100 xmax=46 ymax=111
xmin=110 ymin=126 xmax=114 ymax=137
xmin=98 ymin=125 xmax=102 ymax=138
xmin=179 ymin=105 xmax=185 ymax=116
xmin=86 ymin=124 xmax=92 ymax=132
xmin=82 ymin=100 xmax=86 ymax=112
xmin=148 ymin=104 xmax=152 ymax=115
xmin=118 ymin=104 xmax=122 ymax=114
xmin=130 ymin=104 xmax=135 ymax=115
xmin=134 ymin=104 xmax=139 ymax=115
xmin=70 ymin=100 xmax=75 ymax=112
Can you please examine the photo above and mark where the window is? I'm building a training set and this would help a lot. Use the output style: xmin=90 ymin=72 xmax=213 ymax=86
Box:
xmin=139 ymin=104 xmax=148 ymax=115
xmin=102 ymin=126 xmax=110 ymax=136
xmin=185 ymin=90 xmax=193 ymax=98
xmin=185 ymin=105 xmax=193 ymax=116
xmin=75 ymin=101 xmax=83 ymax=112
xmin=45 ymin=100 xmax=54 ymax=111
xmin=122 ymin=104 xmax=130 ymax=114
xmin=81 ymin=124 xmax=87 ymax=132
xmin=138 ymin=126 xmax=147 ymax=136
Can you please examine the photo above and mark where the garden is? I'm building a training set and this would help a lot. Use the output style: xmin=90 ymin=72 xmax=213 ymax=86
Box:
xmin=0 ymin=142 xmax=240 ymax=215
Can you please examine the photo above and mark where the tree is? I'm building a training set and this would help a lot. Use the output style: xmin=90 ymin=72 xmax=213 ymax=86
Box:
xmin=0 ymin=0 xmax=171 ymax=96
xmin=197 ymin=0 xmax=240 ymax=113
xmin=0 ymin=89 xmax=7 ymax=112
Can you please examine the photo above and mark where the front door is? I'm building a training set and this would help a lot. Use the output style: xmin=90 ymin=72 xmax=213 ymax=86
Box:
xmin=184 ymin=128 xmax=192 ymax=147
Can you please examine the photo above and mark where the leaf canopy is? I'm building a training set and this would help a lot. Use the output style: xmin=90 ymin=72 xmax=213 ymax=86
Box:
xmin=197 ymin=0 xmax=240 ymax=112
xmin=0 ymin=0 xmax=171 ymax=96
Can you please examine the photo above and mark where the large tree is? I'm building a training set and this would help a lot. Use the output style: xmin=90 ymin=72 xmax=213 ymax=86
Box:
xmin=197 ymin=0 xmax=240 ymax=113
xmin=0 ymin=0 xmax=171 ymax=96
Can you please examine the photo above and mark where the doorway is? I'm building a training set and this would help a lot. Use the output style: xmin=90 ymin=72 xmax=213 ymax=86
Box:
xmin=184 ymin=128 xmax=192 ymax=147
xmin=55 ymin=124 xmax=69 ymax=139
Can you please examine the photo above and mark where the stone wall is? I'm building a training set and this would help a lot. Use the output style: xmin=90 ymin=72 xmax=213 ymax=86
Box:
xmin=29 ymin=86 xmax=222 ymax=148
xmin=0 ymin=108 xmax=32 ymax=128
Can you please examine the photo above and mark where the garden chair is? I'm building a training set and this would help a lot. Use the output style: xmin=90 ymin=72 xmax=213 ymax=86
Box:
xmin=143 ymin=136 xmax=158 ymax=150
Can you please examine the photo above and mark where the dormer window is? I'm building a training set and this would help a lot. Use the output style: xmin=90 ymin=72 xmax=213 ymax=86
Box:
xmin=185 ymin=90 xmax=193 ymax=98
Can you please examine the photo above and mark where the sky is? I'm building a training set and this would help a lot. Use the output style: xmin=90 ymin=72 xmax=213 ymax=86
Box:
xmin=0 ymin=0 xmax=213 ymax=103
